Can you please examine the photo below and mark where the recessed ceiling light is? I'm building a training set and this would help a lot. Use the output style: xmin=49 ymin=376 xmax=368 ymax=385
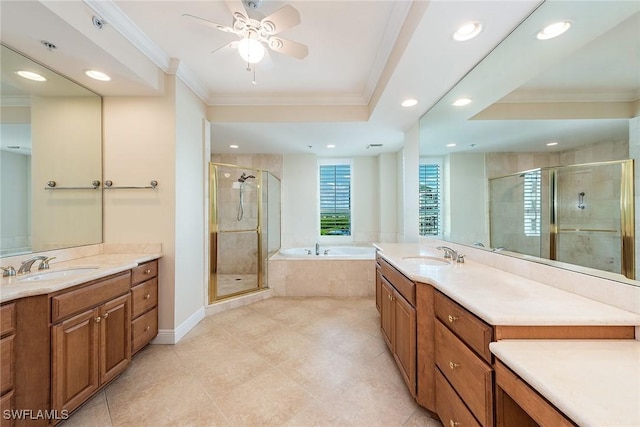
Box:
xmin=85 ymin=70 xmax=111 ymax=81
xmin=326 ymin=144 xmax=336 ymax=148
xmin=452 ymin=98 xmax=472 ymax=107
xmin=546 ymin=141 xmax=558 ymax=146
xmin=446 ymin=143 xmax=457 ymax=148
xmin=16 ymin=71 xmax=46 ymax=82
xmin=229 ymin=144 xmax=239 ymax=149
xmin=454 ymin=21 xmax=482 ymax=41
xmin=537 ymin=21 xmax=571 ymax=40
xmin=401 ymin=98 xmax=418 ymax=107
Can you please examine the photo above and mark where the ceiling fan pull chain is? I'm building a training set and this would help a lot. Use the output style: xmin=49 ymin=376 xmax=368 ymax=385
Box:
xmin=252 ymin=66 xmax=257 ymax=85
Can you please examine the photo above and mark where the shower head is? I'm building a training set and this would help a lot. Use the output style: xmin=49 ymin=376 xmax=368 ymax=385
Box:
xmin=238 ymin=173 xmax=256 ymax=183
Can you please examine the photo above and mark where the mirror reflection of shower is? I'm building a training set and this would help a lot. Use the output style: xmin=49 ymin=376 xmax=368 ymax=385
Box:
xmin=236 ymin=172 xmax=256 ymax=221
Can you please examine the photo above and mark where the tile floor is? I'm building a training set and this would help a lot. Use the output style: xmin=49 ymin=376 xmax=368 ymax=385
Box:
xmin=63 ymin=296 xmax=443 ymax=427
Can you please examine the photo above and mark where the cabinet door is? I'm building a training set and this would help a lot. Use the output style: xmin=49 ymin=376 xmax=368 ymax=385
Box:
xmin=393 ymin=290 xmax=416 ymax=396
xmin=52 ymin=308 xmax=100 ymax=414
xmin=100 ymin=294 xmax=131 ymax=385
xmin=380 ymin=278 xmax=395 ymax=350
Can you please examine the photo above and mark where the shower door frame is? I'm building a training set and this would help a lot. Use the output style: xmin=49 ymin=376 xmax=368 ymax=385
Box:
xmin=209 ymin=163 xmax=264 ymax=303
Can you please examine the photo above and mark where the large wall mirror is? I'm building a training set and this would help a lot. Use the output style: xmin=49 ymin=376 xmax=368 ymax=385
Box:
xmin=0 ymin=44 xmax=102 ymax=257
xmin=419 ymin=1 xmax=639 ymax=285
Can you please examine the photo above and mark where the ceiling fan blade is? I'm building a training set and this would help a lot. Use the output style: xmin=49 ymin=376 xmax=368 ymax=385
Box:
xmin=260 ymin=5 xmax=300 ymax=34
xmin=210 ymin=41 xmax=239 ymax=55
xmin=182 ymin=14 xmax=235 ymax=33
xmin=268 ymin=37 xmax=308 ymax=59
xmin=226 ymin=0 xmax=248 ymax=22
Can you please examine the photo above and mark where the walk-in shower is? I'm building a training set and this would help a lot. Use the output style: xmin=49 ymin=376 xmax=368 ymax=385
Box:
xmin=209 ymin=163 xmax=281 ymax=302
xmin=489 ymin=159 xmax=635 ymax=279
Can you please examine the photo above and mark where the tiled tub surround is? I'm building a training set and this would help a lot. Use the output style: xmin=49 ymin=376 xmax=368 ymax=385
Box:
xmin=269 ymin=249 xmax=376 ymax=297
xmin=491 ymin=340 xmax=640 ymax=427
xmin=374 ymin=242 xmax=640 ymax=426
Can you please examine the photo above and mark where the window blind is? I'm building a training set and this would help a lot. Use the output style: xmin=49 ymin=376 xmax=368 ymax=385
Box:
xmin=524 ymin=170 xmax=541 ymax=236
xmin=419 ymin=163 xmax=441 ymax=236
xmin=319 ymin=164 xmax=351 ymax=236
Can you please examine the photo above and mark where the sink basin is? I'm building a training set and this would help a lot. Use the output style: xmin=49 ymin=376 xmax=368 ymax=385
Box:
xmin=18 ymin=267 xmax=99 ymax=282
xmin=401 ymin=256 xmax=452 ymax=266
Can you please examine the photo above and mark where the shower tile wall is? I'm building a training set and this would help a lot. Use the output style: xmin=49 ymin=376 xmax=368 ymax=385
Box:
xmin=212 ymin=154 xmax=282 ymax=180
xmin=556 ymin=163 xmax=622 ymax=274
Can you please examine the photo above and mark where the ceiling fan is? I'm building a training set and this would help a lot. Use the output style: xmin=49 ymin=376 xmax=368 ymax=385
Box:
xmin=183 ymin=0 xmax=308 ymax=65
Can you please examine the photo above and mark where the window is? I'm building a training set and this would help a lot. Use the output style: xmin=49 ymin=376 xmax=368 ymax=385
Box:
xmin=319 ymin=162 xmax=351 ymax=236
xmin=523 ymin=170 xmax=541 ymax=236
xmin=419 ymin=161 xmax=441 ymax=237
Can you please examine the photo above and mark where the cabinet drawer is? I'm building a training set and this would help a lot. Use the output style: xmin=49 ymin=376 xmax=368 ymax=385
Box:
xmin=132 ymin=261 xmax=158 ymax=285
xmin=0 ymin=335 xmax=14 ymax=395
xmin=132 ymin=307 xmax=158 ymax=354
xmin=435 ymin=321 xmax=493 ymax=427
xmin=51 ymin=272 xmax=131 ymax=323
xmin=131 ymin=278 xmax=158 ymax=319
xmin=436 ymin=369 xmax=481 ymax=427
xmin=379 ymin=257 xmax=415 ymax=306
xmin=435 ymin=291 xmax=492 ymax=362
xmin=0 ymin=304 xmax=15 ymax=337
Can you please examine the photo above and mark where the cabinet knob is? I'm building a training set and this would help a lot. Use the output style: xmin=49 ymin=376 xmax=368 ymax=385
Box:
xmin=103 ymin=312 xmax=109 ymax=319
xmin=144 ymin=269 xmax=151 ymax=274
xmin=145 ymin=294 xmax=151 ymax=300
xmin=448 ymin=315 xmax=459 ymax=323
xmin=449 ymin=420 xmax=460 ymax=427
xmin=95 ymin=316 xmax=101 ymax=323
xmin=449 ymin=361 xmax=460 ymax=370
xmin=145 ymin=326 xmax=150 ymax=332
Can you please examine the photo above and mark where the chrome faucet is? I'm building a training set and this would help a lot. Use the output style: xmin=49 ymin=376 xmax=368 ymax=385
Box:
xmin=1 ymin=266 xmax=16 ymax=277
xmin=436 ymin=246 xmax=464 ymax=263
xmin=17 ymin=256 xmax=48 ymax=275
xmin=315 ymin=242 xmax=320 ymax=256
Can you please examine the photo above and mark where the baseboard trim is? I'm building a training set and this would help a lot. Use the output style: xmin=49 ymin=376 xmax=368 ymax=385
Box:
xmin=150 ymin=306 xmax=206 ymax=345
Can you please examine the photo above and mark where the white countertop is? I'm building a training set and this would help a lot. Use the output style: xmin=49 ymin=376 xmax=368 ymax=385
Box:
xmin=0 ymin=253 xmax=162 ymax=303
xmin=374 ymin=243 xmax=640 ymax=326
xmin=491 ymin=340 xmax=640 ymax=427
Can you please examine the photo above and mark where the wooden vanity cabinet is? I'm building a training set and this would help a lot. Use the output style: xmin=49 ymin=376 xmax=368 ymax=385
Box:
xmin=378 ymin=256 xmax=417 ymax=397
xmin=51 ymin=272 xmax=132 ymax=415
xmin=434 ymin=290 xmax=494 ymax=427
xmin=130 ymin=260 xmax=158 ymax=354
xmin=0 ymin=303 xmax=16 ymax=427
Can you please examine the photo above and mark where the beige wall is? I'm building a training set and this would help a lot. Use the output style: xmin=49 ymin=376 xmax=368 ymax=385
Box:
xmin=174 ymin=79 xmax=208 ymax=326
xmin=378 ymin=153 xmax=397 ymax=243
xmin=103 ymin=75 xmax=177 ymax=332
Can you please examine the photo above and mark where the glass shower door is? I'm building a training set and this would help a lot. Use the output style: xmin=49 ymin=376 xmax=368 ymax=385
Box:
xmin=210 ymin=163 xmax=262 ymax=302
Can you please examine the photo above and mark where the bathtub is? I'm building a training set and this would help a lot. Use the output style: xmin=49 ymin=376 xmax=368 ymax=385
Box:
xmin=278 ymin=245 xmax=376 ymax=260
xmin=268 ymin=245 xmax=376 ymax=297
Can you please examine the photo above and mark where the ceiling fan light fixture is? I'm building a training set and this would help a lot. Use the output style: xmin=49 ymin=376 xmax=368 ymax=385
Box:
xmin=238 ymin=37 xmax=265 ymax=63
xmin=454 ymin=21 xmax=482 ymax=41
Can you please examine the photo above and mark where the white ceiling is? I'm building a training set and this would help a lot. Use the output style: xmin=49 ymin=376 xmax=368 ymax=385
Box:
xmin=3 ymin=1 xmax=635 ymax=158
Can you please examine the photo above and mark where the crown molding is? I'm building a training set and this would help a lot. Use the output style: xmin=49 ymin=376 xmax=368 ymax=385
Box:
xmin=502 ymin=89 xmax=640 ymax=103
xmin=83 ymin=0 xmax=210 ymax=103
